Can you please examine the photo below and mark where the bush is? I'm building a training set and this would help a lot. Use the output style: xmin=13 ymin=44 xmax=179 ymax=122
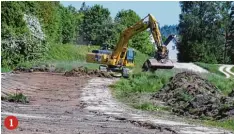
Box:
xmin=2 ymin=93 xmax=29 ymax=103
xmin=1 ymin=36 xmax=47 ymax=69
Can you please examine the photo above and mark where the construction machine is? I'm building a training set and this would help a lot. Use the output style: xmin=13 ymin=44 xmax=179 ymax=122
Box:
xmin=86 ymin=14 xmax=176 ymax=77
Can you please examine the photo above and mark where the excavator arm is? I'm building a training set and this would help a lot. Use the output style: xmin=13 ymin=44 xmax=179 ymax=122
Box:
xmin=109 ymin=16 xmax=149 ymax=66
xmin=86 ymin=13 xmax=175 ymax=77
xmin=109 ymin=14 xmax=167 ymax=66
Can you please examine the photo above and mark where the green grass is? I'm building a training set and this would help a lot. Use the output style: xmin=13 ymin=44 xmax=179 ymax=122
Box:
xmin=231 ymin=67 xmax=234 ymax=73
xmin=111 ymin=70 xmax=174 ymax=97
xmin=46 ymin=43 xmax=99 ymax=61
xmin=203 ymin=118 xmax=234 ymax=131
xmin=50 ymin=61 xmax=99 ymax=71
xmin=110 ymin=70 xmax=174 ymax=112
xmin=111 ymin=66 xmax=234 ymax=131
xmin=42 ymin=44 xmax=100 ymax=71
xmin=2 ymin=43 xmax=100 ymax=71
xmin=133 ymin=102 xmax=170 ymax=111
xmin=1 ymin=67 xmax=12 ymax=73
xmin=205 ymin=73 xmax=234 ymax=95
xmin=2 ymin=93 xmax=28 ymax=103
xmin=133 ymin=50 xmax=149 ymax=73
xmin=195 ymin=62 xmax=224 ymax=76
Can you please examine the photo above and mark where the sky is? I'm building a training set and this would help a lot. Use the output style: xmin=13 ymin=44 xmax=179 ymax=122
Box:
xmin=60 ymin=1 xmax=181 ymax=26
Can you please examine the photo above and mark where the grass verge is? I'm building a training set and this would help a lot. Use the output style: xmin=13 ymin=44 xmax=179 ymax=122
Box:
xmin=205 ymin=73 xmax=234 ymax=95
xmin=46 ymin=43 xmax=98 ymax=61
xmin=231 ymin=67 xmax=234 ymax=73
xmin=2 ymin=43 xmax=100 ymax=72
xmin=133 ymin=102 xmax=171 ymax=111
xmin=110 ymin=70 xmax=175 ymax=112
xmin=203 ymin=119 xmax=234 ymax=131
xmin=194 ymin=62 xmax=224 ymax=76
xmin=111 ymin=69 xmax=234 ymax=131
xmin=43 ymin=43 xmax=100 ymax=70
xmin=1 ymin=67 xmax=12 ymax=73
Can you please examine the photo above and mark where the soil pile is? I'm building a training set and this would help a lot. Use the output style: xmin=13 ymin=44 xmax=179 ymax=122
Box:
xmin=153 ymin=71 xmax=234 ymax=119
xmin=64 ymin=66 xmax=113 ymax=78
xmin=13 ymin=64 xmax=56 ymax=73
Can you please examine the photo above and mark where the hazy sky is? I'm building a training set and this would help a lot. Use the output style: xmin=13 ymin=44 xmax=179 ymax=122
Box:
xmin=60 ymin=1 xmax=181 ymax=26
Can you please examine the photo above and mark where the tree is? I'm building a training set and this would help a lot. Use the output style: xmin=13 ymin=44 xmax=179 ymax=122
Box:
xmin=79 ymin=4 xmax=114 ymax=45
xmin=229 ymin=3 xmax=234 ymax=63
xmin=1 ymin=1 xmax=47 ymax=67
xmin=160 ymin=25 xmax=178 ymax=38
xmin=177 ymin=1 xmax=233 ymax=63
xmin=114 ymin=9 xmax=154 ymax=55
xmin=79 ymin=2 xmax=89 ymax=13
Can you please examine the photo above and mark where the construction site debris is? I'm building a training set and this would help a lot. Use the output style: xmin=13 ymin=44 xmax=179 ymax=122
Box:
xmin=13 ymin=64 xmax=56 ymax=73
xmin=152 ymin=72 xmax=234 ymax=120
xmin=64 ymin=66 xmax=113 ymax=78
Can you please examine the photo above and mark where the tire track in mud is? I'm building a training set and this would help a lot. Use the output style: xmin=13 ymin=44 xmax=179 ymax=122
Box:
xmin=81 ymin=78 xmax=232 ymax=134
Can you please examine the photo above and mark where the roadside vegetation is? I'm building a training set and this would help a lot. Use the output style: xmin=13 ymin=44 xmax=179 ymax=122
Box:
xmin=44 ymin=43 xmax=99 ymax=71
xmin=231 ymin=67 xmax=234 ymax=73
xmin=2 ymin=93 xmax=28 ymax=104
xmin=111 ymin=70 xmax=234 ymax=131
xmin=2 ymin=43 xmax=100 ymax=72
xmin=194 ymin=62 xmax=224 ymax=76
xmin=110 ymin=70 xmax=175 ymax=111
xmin=205 ymin=73 xmax=234 ymax=95
xmin=203 ymin=119 xmax=234 ymax=132
xmin=112 ymin=71 xmax=234 ymax=106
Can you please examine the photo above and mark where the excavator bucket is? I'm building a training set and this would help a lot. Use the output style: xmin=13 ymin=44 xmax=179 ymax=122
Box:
xmin=142 ymin=58 xmax=174 ymax=71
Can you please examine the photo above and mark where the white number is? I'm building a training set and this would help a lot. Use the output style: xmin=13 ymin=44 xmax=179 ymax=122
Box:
xmin=10 ymin=119 xmax=13 ymax=127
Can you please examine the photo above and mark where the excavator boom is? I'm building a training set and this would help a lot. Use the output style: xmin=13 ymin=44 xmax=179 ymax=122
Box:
xmin=86 ymin=13 xmax=176 ymax=77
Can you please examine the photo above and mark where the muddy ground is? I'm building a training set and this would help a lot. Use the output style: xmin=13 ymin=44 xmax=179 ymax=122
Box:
xmin=1 ymin=72 xmax=174 ymax=134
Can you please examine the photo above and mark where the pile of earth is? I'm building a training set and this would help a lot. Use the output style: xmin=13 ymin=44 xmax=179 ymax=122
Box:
xmin=64 ymin=66 xmax=113 ymax=78
xmin=152 ymin=71 xmax=234 ymax=120
xmin=13 ymin=64 xmax=57 ymax=73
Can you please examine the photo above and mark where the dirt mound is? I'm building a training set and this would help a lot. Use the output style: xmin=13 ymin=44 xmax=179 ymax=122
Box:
xmin=152 ymin=71 xmax=234 ymax=120
xmin=64 ymin=66 xmax=113 ymax=78
xmin=13 ymin=64 xmax=57 ymax=73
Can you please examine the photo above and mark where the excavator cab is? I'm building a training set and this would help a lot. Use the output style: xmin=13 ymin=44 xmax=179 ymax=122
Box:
xmin=125 ymin=48 xmax=135 ymax=66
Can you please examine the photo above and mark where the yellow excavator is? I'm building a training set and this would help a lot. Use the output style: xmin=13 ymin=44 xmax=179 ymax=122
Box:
xmin=86 ymin=14 xmax=176 ymax=77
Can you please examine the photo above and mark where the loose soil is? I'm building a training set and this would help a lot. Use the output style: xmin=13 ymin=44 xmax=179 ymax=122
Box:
xmin=153 ymin=71 xmax=234 ymax=120
xmin=1 ymin=72 xmax=172 ymax=134
xmin=14 ymin=65 xmax=114 ymax=78
xmin=64 ymin=66 xmax=113 ymax=78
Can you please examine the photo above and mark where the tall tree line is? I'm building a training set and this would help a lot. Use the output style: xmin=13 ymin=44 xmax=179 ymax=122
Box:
xmin=1 ymin=1 xmax=154 ymax=68
xmin=177 ymin=1 xmax=234 ymax=64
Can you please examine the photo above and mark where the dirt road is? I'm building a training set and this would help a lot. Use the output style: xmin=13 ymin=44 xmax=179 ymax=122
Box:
xmin=2 ymin=72 xmax=232 ymax=134
xmin=1 ymin=73 xmax=173 ymax=134
xmin=219 ymin=65 xmax=234 ymax=78
xmin=173 ymin=63 xmax=208 ymax=73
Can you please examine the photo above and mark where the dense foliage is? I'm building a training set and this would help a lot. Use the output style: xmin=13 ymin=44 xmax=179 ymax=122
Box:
xmin=1 ymin=2 xmax=155 ymax=68
xmin=177 ymin=1 xmax=234 ymax=64
xmin=2 ymin=1 xmax=234 ymax=69
xmin=160 ymin=25 xmax=178 ymax=38
xmin=1 ymin=1 xmax=82 ymax=68
xmin=113 ymin=9 xmax=154 ymax=55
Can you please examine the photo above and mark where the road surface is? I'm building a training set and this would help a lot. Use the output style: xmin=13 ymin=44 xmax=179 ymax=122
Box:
xmin=219 ymin=65 xmax=234 ymax=78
